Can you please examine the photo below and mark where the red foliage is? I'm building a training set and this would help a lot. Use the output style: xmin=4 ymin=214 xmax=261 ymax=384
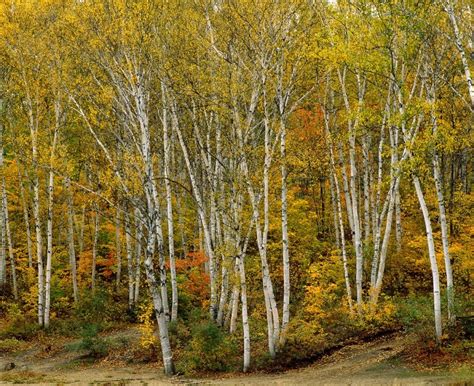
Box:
xmin=173 ymin=250 xmax=210 ymax=304
xmin=172 ymin=250 xmax=208 ymax=272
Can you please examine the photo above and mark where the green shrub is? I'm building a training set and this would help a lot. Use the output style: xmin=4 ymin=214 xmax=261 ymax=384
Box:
xmin=168 ymin=319 xmax=191 ymax=350
xmin=0 ymin=303 xmax=41 ymax=341
xmin=178 ymin=322 xmax=236 ymax=374
xmin=0 ymin=338 xmax=29 ymax=353
xmin=74 ymin=288 xmax=111 ymax=323
xmin=395 ymin=294 xmax=436 ymax=341
xmin=67 ymin=324 xmax=109 ymax=359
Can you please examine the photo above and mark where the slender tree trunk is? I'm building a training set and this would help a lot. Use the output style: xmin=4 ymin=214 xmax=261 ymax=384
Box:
xmin=427 ymin=84 xmax=455 ymax=321
xmin=349 ymin=129 xmax=364 ymax=308
xmin=91 ymin=206 xmax=99 ymax=292
xmin=125 ymin=211 xmax=134 ymax=309
xmin=115 ymin=207 xmax=122 ymax=287
xmin=78 ymin=205 xmax=85 ymax=257
xmin=65 ymin=177 xmax=78 ymax=303
xmin=395 ymin=187 xmax=402 ymax=251
xmin=362 ymin=136 xmax=371 ymax=245
xmin=238 ymin=252 xmax=250 ymax=372
xmin=433 ymin=154 xmax=454 ymax=321
xmin=413 ymin=176 xmax=443 ymax=341
xmin=30 ymin=130 xmax=44 ymax=326
xmin=280 ymin=116 xmax=290 ymax=345
xmin=330 ymin=173 xmax=341 ymax=248
xmin=0 ymin=192 xmax=5 ymax=288
xmin=171 ymin=100 xmax=217 ymax=319
xmin=134 ymin=208 xmax=142 ymax=304
xmin=372 ymin=178 xmax=399 ymax=304
xmin=0 ymin=130 xmax=6 ymax=288
xmin=143 ymin=221 xmax=175 ymax=375
xmin=228 ymin=276 xmax=240 ymax=333
xmin=260 ymin=85 xmax=280 ymax=354
xmin=444 ymin=0 xmax=474 ymax=108
xmin=338 ymin=145 xmax=354 ymax=234
xmin=216 ymin=265 xmax=229 ymax=326
xmin=3 ymin=178 xmax=18 ymax=300
xmin=323 ymin=104 xmax=353 ymax=312
xmin=162 ymin=84 xmax=178 ymax=321
xmin=18 ymin=166 xmax=33 ymax=269
xmin=44 ymin=117 xmax=58 ymax=328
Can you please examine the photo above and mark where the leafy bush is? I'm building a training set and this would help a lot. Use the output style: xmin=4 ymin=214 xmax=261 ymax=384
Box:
xmin=168 ymin=319 xmax=191 ymax=350
xmin=67 ymin=324 xmax=109 ymax=359
xmin=0 ymin=303 xmax=41 ymax=341
xmin=0 ymin=338 xmax=29 ymax=353
xmin=137 ymin=301 xmax=158 ymax=354
xmin=395 ymin=294 xmax=437 ymax=341
xmin=74 ymin=288 xmax=112 ymax=323
xmin=178 ymin=322 xmax=236 ymax=374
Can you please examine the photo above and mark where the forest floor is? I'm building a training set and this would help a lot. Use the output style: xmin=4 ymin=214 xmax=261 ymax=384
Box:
xmin=0 ymin=329 xmax=472 ymax=385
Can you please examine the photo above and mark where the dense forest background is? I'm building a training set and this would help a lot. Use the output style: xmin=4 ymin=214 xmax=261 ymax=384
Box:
xmin=0 ymin=0 xmax=472 ymax=376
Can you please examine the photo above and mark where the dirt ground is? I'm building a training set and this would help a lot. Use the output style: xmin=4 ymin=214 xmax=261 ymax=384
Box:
xmin=1 ymin=332 xmax=472 ymax=385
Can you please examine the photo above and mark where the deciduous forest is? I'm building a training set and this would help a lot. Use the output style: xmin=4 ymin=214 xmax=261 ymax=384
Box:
xmin=0 ymin=0 xmax=472 ymax=383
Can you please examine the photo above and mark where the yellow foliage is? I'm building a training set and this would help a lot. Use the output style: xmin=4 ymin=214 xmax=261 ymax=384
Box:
xmin=137 ymin=302 xmax=158 ymax=350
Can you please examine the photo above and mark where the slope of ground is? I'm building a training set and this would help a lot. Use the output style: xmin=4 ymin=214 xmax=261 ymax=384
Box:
xmin=0 ymin=330 xmax=472 ymax=385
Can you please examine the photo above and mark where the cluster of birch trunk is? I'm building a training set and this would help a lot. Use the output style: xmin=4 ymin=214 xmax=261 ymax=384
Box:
xmin=0 ymin=0 xmax=472 ymax=376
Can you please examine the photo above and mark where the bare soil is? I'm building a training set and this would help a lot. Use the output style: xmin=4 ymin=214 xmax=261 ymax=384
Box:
xmin=1 ymin=331 xmax=472 ymax=385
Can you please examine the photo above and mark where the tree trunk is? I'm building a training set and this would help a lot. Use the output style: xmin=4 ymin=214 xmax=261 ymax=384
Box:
xmin=65 ymin=177 xmax=78 ymax=303
xmin=162 ymin=84 xmax=178 ymax=321
xmin=444 ymin=0 xmax=474 ymax=108
xmin=134 ymin=208 xmax=142 ymax=304
xmin=143 ymin=221 xmax=175 ymax=375
xmin=2 ymin=178 xmax=18 ymax=300
xmin=91 ymin=206 xmax=99 ymax=292
xmin=18 ymin=166 xmax=33 ymax=269
xmin=171 ymin=100 xmax=217 ymax=319
xmin=413 ymin=176 xmax=443 ymax=341
xmin=115 ymin=207 xmax=122 ymax=287
xmin=44 ymin=117 xmax=58 ymax=328
xmin=280 ymin=116 xmax=290 ymax=345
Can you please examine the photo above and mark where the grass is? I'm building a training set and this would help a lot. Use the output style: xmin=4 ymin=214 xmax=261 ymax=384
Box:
xmin=0 ymin=371 xmax=51 ymax=384
xmin=364 ymin=356 xmax=429 ymax=378
xmin=0 ymin=338 xmax=30 ymax=354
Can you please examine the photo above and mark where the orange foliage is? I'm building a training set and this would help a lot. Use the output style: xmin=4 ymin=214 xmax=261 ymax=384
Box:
xmin=175 ymin=251 xmax=210 ymax=306
xmin=173 ymin=250 xmax=208 ymax=272
xmin=292 ymin=107 xmax=323 ymax=141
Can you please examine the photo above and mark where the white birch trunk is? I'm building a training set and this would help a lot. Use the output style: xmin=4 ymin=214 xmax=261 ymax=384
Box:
xmin=433 ymin=154 xmax=454 ymax=321
xmin=65 ymin=177 xmax=78 ymax=303
xmin=0 ymin=129 xmax=6 ymax=288
xmin=115 ymin=207 xmax=122 ymax=287
xmin=444 ymin=0 xmax=474 ymax=108
xmin=228 ymin=277 xmax=240 ymax=333
xmin=161 ymin=83 xmax=178 ymax=322
xmin=134 ymin=208 xmax=142 ymax=304
xmin=280 ymin=116 xmax=290 ymax=345
xmin=18 ymin=166 xmax=33 ymax=269
xmin=125 ymin=211 xmax=134 ymax=309
xmin=171 ymin=100 xmax=217 ymax=319
xmin=427 ymin=83 xmax=454 ymax=321
xmin=0 ymin=192 xmax=5 ymax=288
xmin=413 ymin=176 xmax=443 ymax=341
xmin=2 ymin=178 xmax=18 ymax=300
xmin=91 ymin=207 xmax=99 ymax=292
xmin=143 ymin=222 xmax=175 ymax=375
xmin=395 ymin=187 xmax=402 ymax=251
xmin=323 ymin=103 xmax=353 ymax=311
xmin=44 ymin=114 xmax=58 ymax=328
xmin=78 ymin=204 xmax=86 ymax=257
xmin=330 ymin=173 xmax=341 ymax=248
xmin=362 ymin=136 xmax=371 ymax=245
xmin=30 ymin=123 xmax=44 ymax=326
